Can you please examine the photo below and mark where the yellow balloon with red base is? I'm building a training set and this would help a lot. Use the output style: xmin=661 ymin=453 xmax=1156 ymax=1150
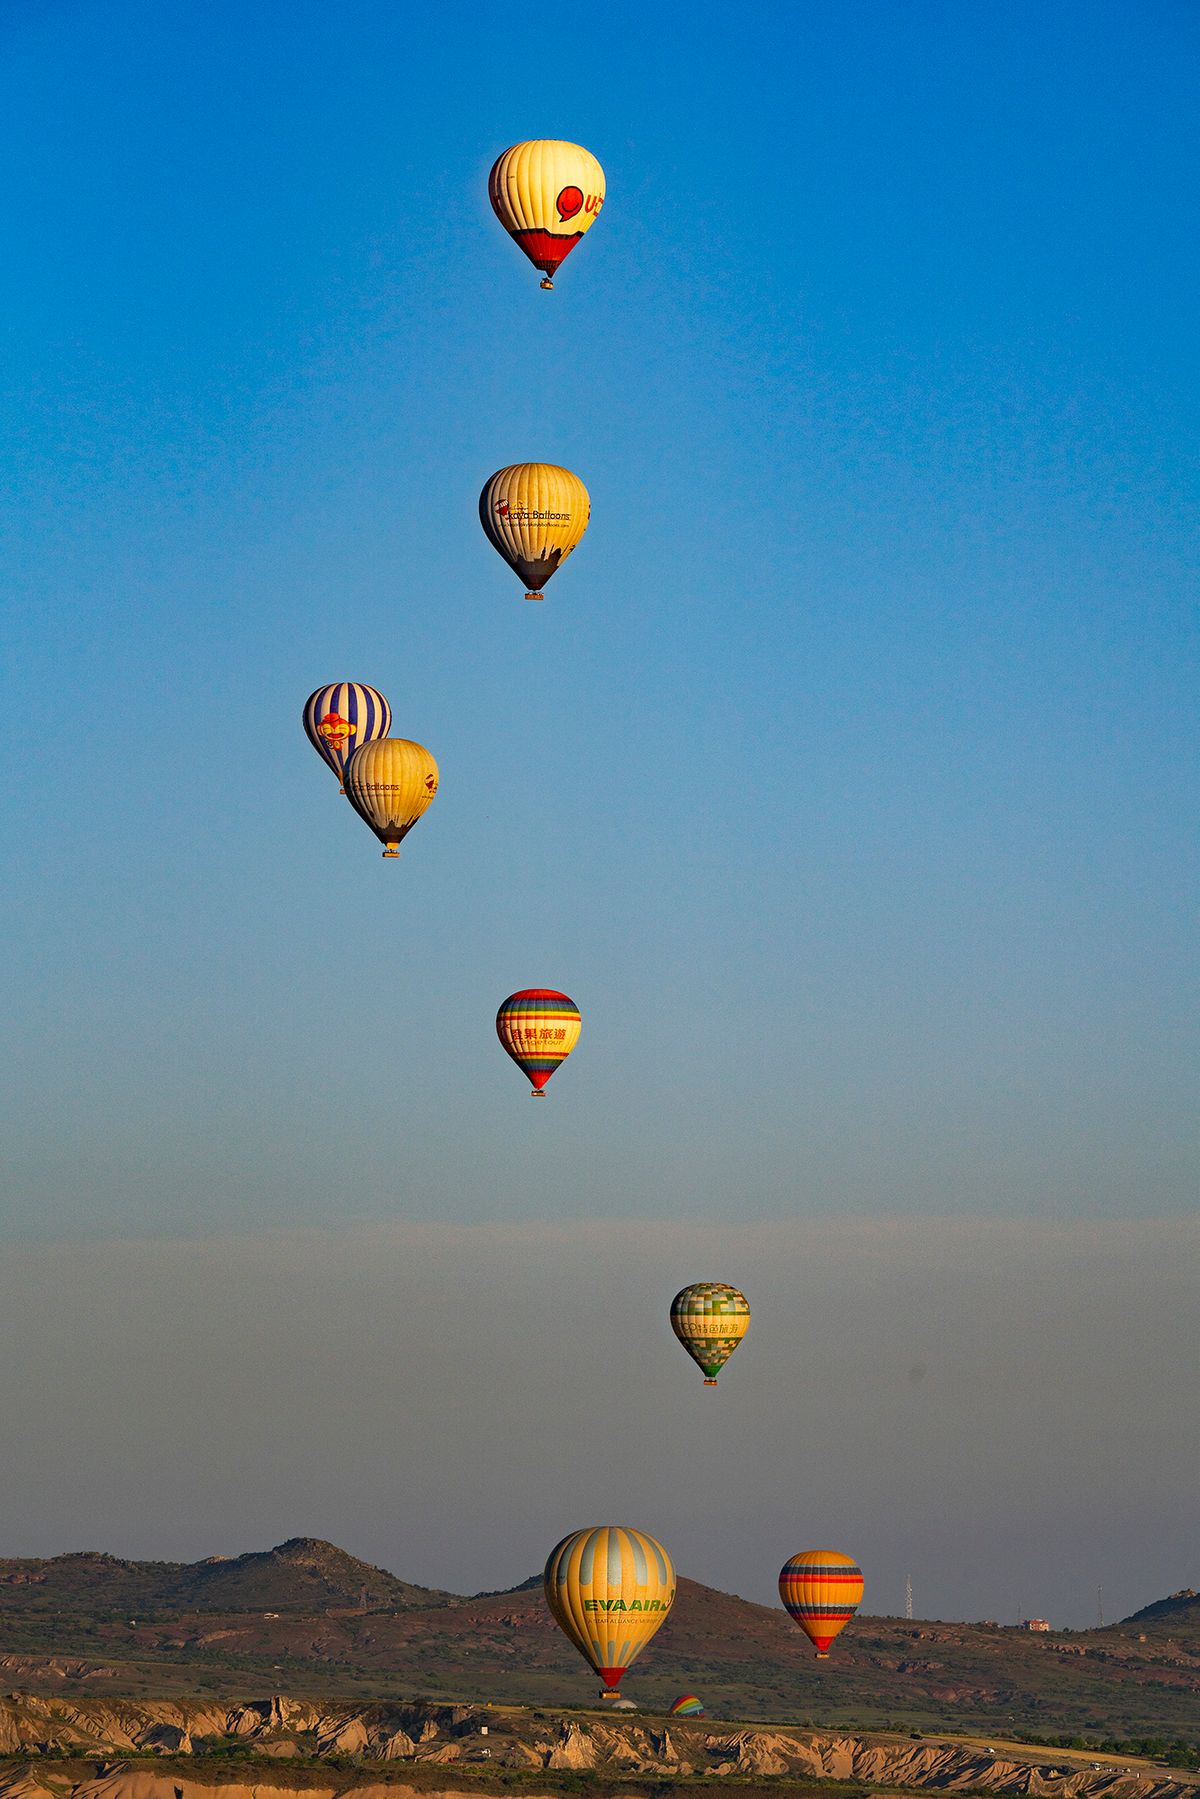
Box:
xmin=544 ymin=1526 xmax=674 ymax=1699
xmin=489 ymin=140 xmax=605 ymax=289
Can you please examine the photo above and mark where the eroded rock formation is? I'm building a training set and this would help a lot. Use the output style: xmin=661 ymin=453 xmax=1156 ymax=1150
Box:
xmin=0 ymin=1695 xmax=1194 ymax=1799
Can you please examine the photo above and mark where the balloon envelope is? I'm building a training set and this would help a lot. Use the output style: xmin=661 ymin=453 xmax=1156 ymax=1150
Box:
xmin=670 ymin=1283 xmax=750 ymax=1386
xmin=343 ymin=738 xmax=438 ymax=858
xmin=669 ymin=1695 xmax=705 ymax=1717
xmin=489 ymin=140 xmax=605 ymax=288
xmin=544 ymin=1526 xmax=674 ymax=1695
xmin=302 ymin=684 xmax=391 ymax=788
xmin=779 ymin=1551 xmax=863 ymax=1658
xmin=479 ymin=464 xmax=590 ymax=600
xmin=496 ymin=990 xmax=581 ymax=1093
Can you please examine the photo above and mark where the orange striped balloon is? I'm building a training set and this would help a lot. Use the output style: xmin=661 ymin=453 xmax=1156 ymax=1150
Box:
xmin=779 ymin=1550 xmax=863 ymax=1658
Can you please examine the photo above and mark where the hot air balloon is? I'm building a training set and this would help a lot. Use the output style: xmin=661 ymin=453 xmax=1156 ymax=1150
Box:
xmin=496 ymin=990 xmax=581 ymax=1095
xmin=479 ymin=464 xmax=590 ymax=601
xmin=670 ymin=1283 xmax=750 ymax=1387
xmin=302 ymin=684 xmax=391 ymax=792
xmin=669 ymin=1695 xmax=705 ymax=1718
xmin=489 ymin=140 xmax=605 ymax=289
xmin=544 ymin=1526 xmax=674 ymax=1700
xmin=779 ymin=1551 xmax=863 ymax=1659
xmin=342 ymin=738 xmax=438 ymax=859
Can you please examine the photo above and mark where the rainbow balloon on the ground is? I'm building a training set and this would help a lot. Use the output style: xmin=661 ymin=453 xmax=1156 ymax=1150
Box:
xmin=669 ymin=1694 xmax=705 ymax=1717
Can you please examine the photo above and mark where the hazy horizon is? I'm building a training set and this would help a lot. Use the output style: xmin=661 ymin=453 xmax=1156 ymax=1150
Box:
xmin=1 ymin=1214 xmax=1194 ymax=1631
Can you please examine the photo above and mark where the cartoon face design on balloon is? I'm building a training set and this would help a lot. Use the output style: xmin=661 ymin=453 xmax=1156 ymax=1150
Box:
xmin=556 ymin=184 xmax=584 ymax=222
xmin=302 ymin=685 xmax=392 ymax=785
xmin=317 ymin=711 xmax=354 ymax=747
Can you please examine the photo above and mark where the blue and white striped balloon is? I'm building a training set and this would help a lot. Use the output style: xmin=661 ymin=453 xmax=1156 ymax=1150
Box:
xmin=302 ymin=684 xmax=392 ymax=788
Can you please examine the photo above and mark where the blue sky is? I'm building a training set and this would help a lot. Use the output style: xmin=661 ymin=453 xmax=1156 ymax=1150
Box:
xmin=0 ymin=0 xmax=1195 ymax=1620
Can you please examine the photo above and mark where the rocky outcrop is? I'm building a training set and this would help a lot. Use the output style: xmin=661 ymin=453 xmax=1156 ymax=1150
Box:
xmin=705 ymin=1729 xmax=794 ymax=1775
xmin=544 ymin=1723 xmax=598 ymax=1770
xmin=0 ymin=1696 xmax=1195 ymax=1799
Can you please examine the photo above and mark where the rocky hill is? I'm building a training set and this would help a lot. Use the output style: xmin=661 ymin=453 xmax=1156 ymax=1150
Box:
xmin=1 ymin=1545 xmax=1197 ymax=1738
xmin=0 ymin=1543 xmax=450 ymax=1618
xmin=1123 ymin=1594 xmax=1200 ymax=1633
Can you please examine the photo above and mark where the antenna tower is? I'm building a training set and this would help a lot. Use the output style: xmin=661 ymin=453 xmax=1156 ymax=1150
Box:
xmin=905 ymin=1575 xmax=913 ymax=1620
xmin=1097 ymin=1584 xmax=1103 ymax=1629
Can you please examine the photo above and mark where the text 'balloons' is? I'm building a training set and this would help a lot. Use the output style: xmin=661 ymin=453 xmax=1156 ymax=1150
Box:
xmin=343 ymin=738 xmax=439 ymax=859
xmin=479 ymin=464 xmax=590 ymax=601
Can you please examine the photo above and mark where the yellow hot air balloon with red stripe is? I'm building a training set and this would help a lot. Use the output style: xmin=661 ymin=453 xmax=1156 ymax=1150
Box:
xmin=544 ymin=1526 xmax=674 ymax=1699
xmin=496 ymin=990 xmax=581 ymax=1095
xmin=479 ymin=463 xmax=590 ymax=601
xmin=779 ymin=1550 xmax=863 ymax=1659
xmin=489 ymin=140 xmax=605 ymax=289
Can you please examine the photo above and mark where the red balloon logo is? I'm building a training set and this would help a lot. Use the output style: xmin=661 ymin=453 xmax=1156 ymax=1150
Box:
xmin=556 ymin=185 xmax=584 ymax=222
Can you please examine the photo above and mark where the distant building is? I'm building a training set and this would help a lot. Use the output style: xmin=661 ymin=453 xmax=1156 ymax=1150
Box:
xmin=1020 ymin=1618 xmax=1051 ymax=1632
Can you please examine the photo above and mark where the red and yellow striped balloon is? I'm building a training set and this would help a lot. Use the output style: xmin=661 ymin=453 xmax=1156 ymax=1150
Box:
xmin=779 ymin=1550 xmax=863 ymax=1659
xmin=496 ymin=990 xmax=581 ymax=1095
